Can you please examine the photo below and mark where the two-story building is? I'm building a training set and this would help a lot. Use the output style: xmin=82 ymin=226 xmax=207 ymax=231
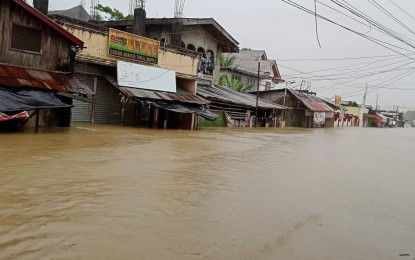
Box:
xmin=50 ymin=14 xmax=218 ymax=130
xmin=98 ymin=17 xmax=239 ymax=87
xmin=0 ymin=0 xmax=92 ymax=131
xmin=219 ymin=50 xmax=284 ymax=92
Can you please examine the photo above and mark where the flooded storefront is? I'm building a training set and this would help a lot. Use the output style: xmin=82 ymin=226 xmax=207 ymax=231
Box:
xmin=1 ymin=125 xmax=414 ymax=259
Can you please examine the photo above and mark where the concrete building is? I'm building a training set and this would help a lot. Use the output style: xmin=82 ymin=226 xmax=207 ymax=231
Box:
xmin=219 ymin=50 xmax=284 ymax=92
xmin=98 ymin=18 xmax=239 ymax=87
xmin=50 ymin=15 xmax=217 ymax=130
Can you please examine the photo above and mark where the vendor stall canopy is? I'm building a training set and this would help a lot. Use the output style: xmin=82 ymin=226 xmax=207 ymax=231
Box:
xmin=0 ymin=87 xmax=71 ymax=112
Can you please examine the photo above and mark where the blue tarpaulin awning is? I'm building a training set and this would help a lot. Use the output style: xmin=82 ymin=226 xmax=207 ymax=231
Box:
xmin=148 ymin=101 xmax=219 ymax=121
xmin=0 ymin=87 xmax=71 ymax=112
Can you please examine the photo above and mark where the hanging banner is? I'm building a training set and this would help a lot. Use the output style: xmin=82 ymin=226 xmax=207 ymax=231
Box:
xmin=108 ymin=28 xmax=159 ymax=64
xmin=313 ymin=112 xmax=326 ymax=124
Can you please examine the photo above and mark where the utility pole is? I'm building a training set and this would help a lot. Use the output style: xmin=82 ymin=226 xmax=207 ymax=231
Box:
xmin=375 ymin=93 xmax=379 ymax=114
xmin=359 ymin=83 xmax=368 ymax=128
xmin=254 ymin=61 xmax=260 ymax=127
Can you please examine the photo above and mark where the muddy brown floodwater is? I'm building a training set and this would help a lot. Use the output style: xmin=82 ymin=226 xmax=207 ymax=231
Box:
xmin=1 ymin=124 xmax=415 ymax=260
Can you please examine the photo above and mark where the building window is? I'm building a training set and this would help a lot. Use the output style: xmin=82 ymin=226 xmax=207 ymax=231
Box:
xmin=265 ymin=81 xmax=271 ymax=90
xmin=187 ymin=44 xmax=196 ymax=51
xmin=197 ymin=47 xmax=206 ymax=54
xmin=247 ymin=78 xmax=256 ymax=88
xmin=232 ymin=75 xmax=242 ymax=82
xmin=11 ymin=24 xmax=42 ymax=53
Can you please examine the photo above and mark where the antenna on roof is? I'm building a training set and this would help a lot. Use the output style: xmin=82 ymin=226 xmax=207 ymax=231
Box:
xmin=130 ymin=0 xmax=145 ymax=15
xmin=90 ymin=0 xmax=99 ymax=20
xmin=174 ymin=0 xmax=185 ymax=18
xmin=78 ymin=0 xmax=86 ymax=20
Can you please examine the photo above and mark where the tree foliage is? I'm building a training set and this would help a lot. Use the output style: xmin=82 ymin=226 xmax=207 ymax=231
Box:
xmin=218 ymin=75 xmax=252 ymax=93
xmin=95 ymin=4 xmax=132 ymax=21
xmin=219 ymin=54 xmax=253 ymax=92
xmin=220 ymin=53 xmax=237 ymax=69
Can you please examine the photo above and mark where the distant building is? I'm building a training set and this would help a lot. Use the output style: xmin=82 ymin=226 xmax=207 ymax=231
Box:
xmin=48 ymin=5 xmax=91 ymax=22
xmin=256 ymin=89 xmax=335 ymax=128
xmin=219 ymin=50 xmax=284 ymax=92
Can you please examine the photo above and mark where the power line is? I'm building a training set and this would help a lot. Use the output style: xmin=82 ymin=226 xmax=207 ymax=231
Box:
xmin=281 ymin=0 xmax=415 ymax=60
xmin=330 ymin=0 xmax=415 ymax=49
xmin=367 ymin=0 xmax=415 ymax=38
xmin=386 ymin=0 xmax=415 ymax=23
xmin=277 ymin=53 xmax=408 ymax=61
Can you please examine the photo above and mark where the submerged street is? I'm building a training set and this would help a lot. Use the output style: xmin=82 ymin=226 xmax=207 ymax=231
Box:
xmin=0 ymin=125 xmax=414 ymax=259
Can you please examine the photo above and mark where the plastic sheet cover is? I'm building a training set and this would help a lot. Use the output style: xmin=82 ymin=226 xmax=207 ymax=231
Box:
xmin=0 ymin=87 xmax=71 ymax=112
xmin=148 ymin=101 xmax=219 ymax=121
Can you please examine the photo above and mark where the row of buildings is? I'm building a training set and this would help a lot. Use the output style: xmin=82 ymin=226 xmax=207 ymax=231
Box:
xmin=0 ymin=1 xmax=349 ymax=132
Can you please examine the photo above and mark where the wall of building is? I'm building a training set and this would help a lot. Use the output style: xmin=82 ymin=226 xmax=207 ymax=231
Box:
xmin=220 ymin=70 xmax=279 ymax=91
xmin=158 ymin=48 xmax=198 ymax=77
xmin=0 ymin=0 xmax=72 ymax=71
xmin=220 ymin=70 xmax=257 ymax=91
xmin=345 ymin=106 xmax=360 ymax=116
xmin=177 ymin=78 xmax=197 ymax=94
xmin=146 ymin=24 xmax=221 ymax=82
xmin=198 ymin=112 xmax=226 ymax=128
xmin=59 ymin=23 xmax=199 ymax=78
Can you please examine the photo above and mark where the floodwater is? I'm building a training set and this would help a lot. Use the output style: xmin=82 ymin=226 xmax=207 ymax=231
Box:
xmin=1 ymin=124 xmax=414 ymax=260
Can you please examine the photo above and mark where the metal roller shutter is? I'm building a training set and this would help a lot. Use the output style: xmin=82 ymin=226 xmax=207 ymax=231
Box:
xmin=72 ymin=74 xmax=95 ymax=122
xmin=72 ymin=100 xmax=92 ymax=122
xmin=94 ymin=76 xmax=123 ymax=124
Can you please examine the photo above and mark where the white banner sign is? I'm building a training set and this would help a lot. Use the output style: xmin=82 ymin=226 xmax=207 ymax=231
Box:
xmin=117 ymin=61 xmax=176 ymax=93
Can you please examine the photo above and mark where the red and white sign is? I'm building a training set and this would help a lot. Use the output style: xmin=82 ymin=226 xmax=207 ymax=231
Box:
xmin=0 ymin=111 xmax=29 ymax=122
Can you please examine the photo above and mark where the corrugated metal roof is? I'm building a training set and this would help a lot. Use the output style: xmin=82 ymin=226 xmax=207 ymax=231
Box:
xmin=197 ymin=85 xmax=287 ymax=109
xmin=104 ymin=75 xmax=208 ymax=105
xmin=288 ymin=89 xmax=334 ymax=112
xmin=0 ymin=64 xmax=93 ymax=95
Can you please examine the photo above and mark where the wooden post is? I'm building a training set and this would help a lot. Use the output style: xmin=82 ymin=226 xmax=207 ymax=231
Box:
xmin=164 ymin=111 xmax=168 ymax=130
xmin=152 ymin=107 xmax=159 ymax=128
xmin=91 ymin=77 xmax=97 ymax=124
xmin=35 ymin=109 xmax=40 ymax=133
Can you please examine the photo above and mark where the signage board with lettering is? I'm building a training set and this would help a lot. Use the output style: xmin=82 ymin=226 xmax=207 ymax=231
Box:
xmin=109 ymin=28 xmax=159 ymax=64
xmin=335 ymin=95 xmax=342 ymax=107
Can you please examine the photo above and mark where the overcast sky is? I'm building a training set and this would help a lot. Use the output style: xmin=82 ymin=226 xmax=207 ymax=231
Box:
xmin=34 ymin=0 xmax=415 ymax=110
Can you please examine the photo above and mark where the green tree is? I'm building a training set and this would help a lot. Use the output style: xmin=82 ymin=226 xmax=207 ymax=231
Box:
xmin=95 ymin=4 xmax=133 ymax=21
xmin=218 ymin=75 xmax=252 ymax=93
xmin=219 ymin=54 xmax=252 ymax=92
xmin=220 ymin=53 xmax=237 ymax=69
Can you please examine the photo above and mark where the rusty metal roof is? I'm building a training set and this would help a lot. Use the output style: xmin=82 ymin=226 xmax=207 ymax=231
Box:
xmin=197 ymin=85 xmax=287 ymax=109
xmin=104 ymin=75 xmax=208 ymax=105
xmin=258 ymin=88 xmax=334 ymax=112
xmin=0 ymin=64 xmax=93 ymax=95
xmin=291 ymin=91 xmax=334 ymax=112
